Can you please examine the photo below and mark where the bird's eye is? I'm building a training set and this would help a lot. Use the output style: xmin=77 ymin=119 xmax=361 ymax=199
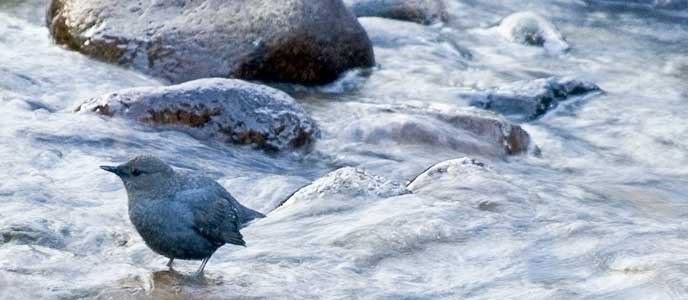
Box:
xmin=132 ymin=169 xmax=143 ymax=176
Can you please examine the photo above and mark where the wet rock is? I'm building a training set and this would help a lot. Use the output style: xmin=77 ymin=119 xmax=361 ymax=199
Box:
xmin=407 ymin=157 xmax=536 ymax=217
xmin=47 ymin=0 xmax=374 ymax=85
xmin=0 ymin=220 xmax=66 ymax=249
xmin=76 ymin=79 xmax=319 ymax=151
xmin=408 ymin=157 xmax=488 ymax=191
xmin=342 ymin=104 xmax=531 ymax=157
xmin=466 ymin=77 xmax=602 ymax=122
xmin=497 ymin=11 xmax=569 ymax=53
xmin=345 ymin=0 xmax=447 ymax=25
xmin=276 ymin=167 xmax=409 ymax=216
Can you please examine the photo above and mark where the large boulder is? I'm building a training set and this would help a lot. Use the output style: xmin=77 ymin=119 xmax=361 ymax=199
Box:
xmin=47 ymin=0 xmax=375 ymax=85
xmin=76 ymin=78 xmax=319 ymax=151
xmin=464 ymin=77 xmax=602 ymax=122
xmin=497 ymin=11 xmax=569 ymax=54
xmin=344 ymin=0 xmax=447 ymax=25
xmin=341 ymin=104 xmax=531 ymax=157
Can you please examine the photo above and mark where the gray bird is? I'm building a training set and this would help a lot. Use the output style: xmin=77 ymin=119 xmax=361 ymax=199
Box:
xmin=100 ymin=155 xmax=264 ymax=275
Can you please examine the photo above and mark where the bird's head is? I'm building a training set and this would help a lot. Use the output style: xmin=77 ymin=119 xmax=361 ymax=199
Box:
xmin=101 ymin=155 xmax=175 ymax=194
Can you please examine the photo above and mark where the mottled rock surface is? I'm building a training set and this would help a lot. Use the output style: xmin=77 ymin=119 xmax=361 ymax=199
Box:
xmin=342 ymin=104 xmax=531 ymax=157
xmin=466 ymin=77 xmax=602 ymax=122
xmin=76 ymin=79 xmax=319 ymax=151
xmin=48 ymin=0 xmax=375 ymax=85
xmin=345 ymin=0 xmax=447 ymax=24
xmin=407 ymin=157 xmax=537 ymax=216
xmin=408 ymin=157 xmax=488 ymax=192
xmin=276 ymin=167 xmax=409 ymax=217
xmin=497 ymin=11 xmax=569 ymax=53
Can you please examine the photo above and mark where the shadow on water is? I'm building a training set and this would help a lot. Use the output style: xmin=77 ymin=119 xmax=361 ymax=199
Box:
xmin=78 ymin=269 xmax=260 ymax=300
xmin=146 ymin=270 xmax=216 ymax=300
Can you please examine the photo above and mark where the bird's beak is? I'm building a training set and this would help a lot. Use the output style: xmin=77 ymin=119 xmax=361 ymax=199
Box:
xmin=100 ymin=165 xmax=121 ymax=176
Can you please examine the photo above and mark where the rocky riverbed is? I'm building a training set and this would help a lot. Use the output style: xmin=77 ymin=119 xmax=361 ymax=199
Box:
xmin=1 ymin=0 xmax=688 ymax=299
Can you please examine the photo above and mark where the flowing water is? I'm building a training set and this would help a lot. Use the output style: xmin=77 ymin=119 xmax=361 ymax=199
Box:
xmin=1 ymin=0 xmax=687 ymax=299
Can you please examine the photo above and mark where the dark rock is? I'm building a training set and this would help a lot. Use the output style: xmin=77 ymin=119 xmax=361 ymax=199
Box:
xmin=76 ymin=79 xmax=320 ymax=151
xmin=345 ymin=0 xmax=447 ymax=25
xmin=47 ymin=0 xmax=375 ymax=85
xmin=465 ymin=77 xmax=602 ymax=122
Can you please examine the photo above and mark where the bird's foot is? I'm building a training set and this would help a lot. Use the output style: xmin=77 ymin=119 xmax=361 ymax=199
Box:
xmin=166 ymin=258 xmax=175 ymax=268
xmin=193 ymin=256 xmax=211 ymax=278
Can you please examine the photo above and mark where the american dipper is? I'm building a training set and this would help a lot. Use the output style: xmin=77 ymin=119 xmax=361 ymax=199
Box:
xmin=101 ymin=155 xmax=264 ymax=275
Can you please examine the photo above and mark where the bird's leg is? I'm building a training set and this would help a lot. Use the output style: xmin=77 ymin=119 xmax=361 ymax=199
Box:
xmin=196 ymin=257 xmax=211 ymax=276
xmin=166 ymin=258 xmax=174 ymax=268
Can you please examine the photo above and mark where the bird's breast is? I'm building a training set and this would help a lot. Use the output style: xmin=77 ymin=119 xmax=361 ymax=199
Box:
xmin=128 ymin=200 xmax=216 ymax=260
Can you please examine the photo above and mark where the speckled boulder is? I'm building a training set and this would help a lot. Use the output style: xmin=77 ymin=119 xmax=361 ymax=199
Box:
xmin=275 ymin=167 xmax=409 ymax=217
xmin=344 ymin=0 xmax=447 ymax=24
xmin=76 ymin=79 xmax=320 ymax=151
xmin=48 ymin=0 xmax=375 ymax=85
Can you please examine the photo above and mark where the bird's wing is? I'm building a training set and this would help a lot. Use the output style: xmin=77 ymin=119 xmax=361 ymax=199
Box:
xmin=176 ymin=188 xmax=246 ymax=247
xmin=208 ymin=181 xmax=266 ymax=225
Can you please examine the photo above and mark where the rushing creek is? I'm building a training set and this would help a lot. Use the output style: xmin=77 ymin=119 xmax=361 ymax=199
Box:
xmin=1 ymin=0 xmax=687 ymax=299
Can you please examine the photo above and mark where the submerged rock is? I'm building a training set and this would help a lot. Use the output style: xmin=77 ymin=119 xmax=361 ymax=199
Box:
xmin=407 ymin=157 xmax=488 ymax=191
xmin=0 ymin=220 xmax=66 ymax=249
xmin=275 ymin=167 xmax=409 ymax=217
xmin=76 ymin=79 xmax=319 ymax=151
xmin=497 ymin=11 xmax=569 ymax=53
xmin=345 ymin=0 xmax=447 ymax=25
xmin=47 ymin=0 xmax=374 ymax=85
xmin=407 ymin=157 xmax=536 ymax=216
xmin=342 ymin=104 xmax=531 ymax=158
xmin=465 ymin=77 xmax=602 ymax=122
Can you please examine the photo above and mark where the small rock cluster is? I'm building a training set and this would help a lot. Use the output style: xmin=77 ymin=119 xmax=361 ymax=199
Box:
xmin=49 ymin=1 xmax=606 ymax=194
